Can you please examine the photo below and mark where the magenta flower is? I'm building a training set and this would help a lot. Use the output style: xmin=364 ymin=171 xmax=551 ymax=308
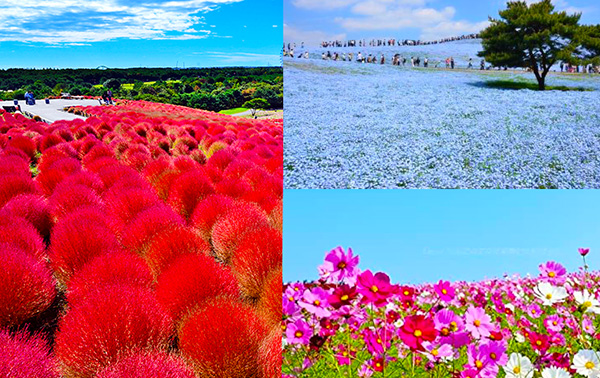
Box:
xmin=434 ymin=280 xmax=455 ymax=302
xmin=579 ymin=248 xmax=590 ymax=256
xmin=299 ymin=287 xmax=331 ymax=318
xmin=464 ymin=306 xmax=494 ymax=340
xmin=318 ymin=246 xmax=360 ymax=284
xmin=466 ymin=344 xmax=498 ymax=377
xmin=286 ymin=319 xmax=313 ymax=345
xmin=422 ymin=341 xmax=454 ymax=362
xmin=526 ymin=303 xmax=542 ymax=319
xmin=334 ymin=344 xmax=355 ymax=365
xmin=357 ymin=270 xmax=395 ymax=307
xmin=544 ymin=314 xmax=564 ymax=334
xmin=480 ymin=340 xmax=508 ymax=366
xmin=538 ymin=261 xmax=567 ymax=284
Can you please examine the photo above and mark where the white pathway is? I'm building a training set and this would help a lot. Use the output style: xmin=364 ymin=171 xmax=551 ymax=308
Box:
xmin=1 ymin=99 xmax=101 ymax=123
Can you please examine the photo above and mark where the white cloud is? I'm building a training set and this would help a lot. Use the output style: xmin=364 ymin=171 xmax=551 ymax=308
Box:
xmin=336 ymin=4 xmax=456 ymax=31
xmin=291 ymin=0 xmax=359 ymax=11
xmin=0 ymin=0 xmax=242 ymax=43
xmin=199 ymin=51 xmax=281 ymax=65
xmin=284 ymin=23 xmax=347 ymax=45
xmin=420 ymin=20 xmax=490 ymax=40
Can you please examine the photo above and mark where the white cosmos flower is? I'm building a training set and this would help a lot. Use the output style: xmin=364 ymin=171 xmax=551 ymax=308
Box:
xmin=503 ymin=353 xmax=534 ymax=378
xmin=541 ymin=366 xmax=572 ymax=378
xmin=534 ymin=282 xmax=568 ymax=305
xmin=572 ymin=350 xmax=600 ymax=378
xmin=574 ymin=291 xmax=600 ymax=314
xmin=514 ymin=332 xmax=525 ymax=343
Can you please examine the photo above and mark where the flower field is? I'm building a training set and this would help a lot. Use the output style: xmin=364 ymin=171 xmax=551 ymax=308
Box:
xmin=284 ymin=56 xmax=600 ymax=189
xmin=0 ymin=101 xmax=282 ymax=377
xmin=283 ymin=247 xmax=600 ymax=378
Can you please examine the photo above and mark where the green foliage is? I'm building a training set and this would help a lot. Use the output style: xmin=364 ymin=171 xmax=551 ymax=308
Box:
xmin=484 ymin=79 xmax=593 ymax=91
xmin=478 ymin=0 xmax=581 ymax=90
xmin=243 ymin=97 xmax=270 ymax=117
xmin=103 ymin=78 xmax=122 ymax=90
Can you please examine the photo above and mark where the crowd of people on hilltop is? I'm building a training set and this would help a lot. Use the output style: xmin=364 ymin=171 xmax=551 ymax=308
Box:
xmin=318 ymin=33 xmax=480 ymax=48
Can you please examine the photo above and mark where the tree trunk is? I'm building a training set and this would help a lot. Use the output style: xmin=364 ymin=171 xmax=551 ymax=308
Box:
xmin=537 ymin=77 xmax=545 ymax=90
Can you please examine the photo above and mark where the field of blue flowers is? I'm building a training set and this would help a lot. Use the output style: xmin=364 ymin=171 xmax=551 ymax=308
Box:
xmin=284 ymin=43 xmax=600 ymax=189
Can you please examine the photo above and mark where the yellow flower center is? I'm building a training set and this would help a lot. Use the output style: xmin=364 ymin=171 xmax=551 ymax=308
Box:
xmin=442 ymin=289 xmax=447 ymax=295
xmin=586 ymin=361 xmax=595 ymax=369
xmin=441 ymin=327 xmax=449 ymax=336
xmin=553 ymin=321 xmax=558 ymax=325
xmin=404 ymin=290 xmax=410 ymax=296
xmin=288 ymin=296 xmax=294 ymax=301
xmin=450 ymin=321 xmax=457 ymax=331
xmin=314 ymin=300 xmax=320 ymax=306
xmin=548 ymin=271 xmax=556 ymax=278
xmin=371 ymin=285 xmax=379 ymax=293
xmin=431 ymin=349 xmax=439 ymax=356
xmin=343 ymin=351 xmax=348 ymax=356
xmin=377 ymin=338 xmax=382 ymax=344
xmin=341 ymin=294 xmax=349 ymax=301
xmin=490 ymin=353 xmax=497 ymax=360
xmin=536 ymin=340 xmax=542 ymax=346
xmin=531 ymin=309 xmax=536 ymax=314
xmin=376 ymin=362 xmax=381 ymax=368
xmin=513 ymin=367 xmax=520 ymax=374
xmin=475 ymin=360 xmax=483 ymax=369
xmin=295 ymin=331 xmax=303 ymax=338
xmin=338 ymin=262 xmax=346 ymax=269
xmin=414 ymin=330 xmax=422 ymax=337
xmin=546 ymin=294 xmax=552 ymax=299
xmin=584 ymin=301 xmax=592 ymax=308
xmin=474 ymin=319 xmax=481 ymax=327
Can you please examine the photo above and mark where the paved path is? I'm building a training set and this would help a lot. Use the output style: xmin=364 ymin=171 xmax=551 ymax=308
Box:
xmin=1 ymin=99 xmax=100 ymax=123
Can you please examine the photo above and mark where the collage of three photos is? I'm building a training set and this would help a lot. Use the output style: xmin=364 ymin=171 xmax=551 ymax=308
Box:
xmin=0 ymin=0 xmax=599 ymax=377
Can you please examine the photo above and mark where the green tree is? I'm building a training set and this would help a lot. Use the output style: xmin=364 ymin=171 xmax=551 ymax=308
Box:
xmin=103 ymin=78 xmax=122 ymax=90
xmin=478 ymin=0 xmax=581 ymax=90
xmin=576 ymin=25 xmax=600 ymax=66
xmin=243 ymin=98 xmax=270 ymax=117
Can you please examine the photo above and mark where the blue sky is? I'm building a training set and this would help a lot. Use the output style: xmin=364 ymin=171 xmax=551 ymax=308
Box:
xmin=0 ymin=0 xmax=282 ymax=68
xmin=284 ymin=190 xmax=600 ymax=284
xmin=284 ymin=0 xmax=600 ymax=45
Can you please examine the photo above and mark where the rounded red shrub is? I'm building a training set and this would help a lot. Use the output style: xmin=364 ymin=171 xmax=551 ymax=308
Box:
xmin=167 ymin=169 xmax=215 ymax=219
xmin=259 ymin=328 xmax=282 ymax=378
xmin=0 ymin=194 xmax=53 ymax=240
xmin=206 ymin=149 xmax=235 ymax=171
xmin=8 ymin=135 xmax=37 ymax=159
xmin=95 ymin=350 xmax=195 ymax=378
xmin=67 ymin=251 xmax=154 ymax=306
xmin=121 ymin=204 xmax=185 ymax=253
xmin=179 ymin=298 xmax=268 ymax=378
xmin=144 ymin=226 xmax=211 ymax=277
xmin=0 ymin=247 xmax=56 ymax=327
xmin=268 ymin=199 xmax=282 ymax=231
xmin=189 ymin=194 xmax=235 ymax=241
xmin=0 ymin=155 xmax=30 ymax=177
xmin=49 ymin=209 xmax=122 ymax=284
xmin=0 ymin=215 xmax=46 ymax=261
xmin=39 ymin=133 xmax=65 ymax=152
xmin=36 ymin=158 xmax=82 ymax=196
xmin=103 ymin=187 xmax=161 ymax=225
xmin=231 ymin=228 xmax=282 ymax=300
xmin=0 ymin=329 xmax=58 ymax=378
xmin=0 ymin=174 xmax=38 ymax=208
xmin=55 ymin=286 xmax=173 ymax=378
xmin=215 ymin=177 xmax=253 ymax=198
xmin=211 ymin=201 xmax=271 ymax=264
xmin=156 ymin=253 xmax=239 ymax=323
xmin=55 ymin=170 xmax=105 ymax=195
xmin=49 ymin=184 xmax=103 ymax=220
xmin=257 ymin=266 xmax=282 ymax=328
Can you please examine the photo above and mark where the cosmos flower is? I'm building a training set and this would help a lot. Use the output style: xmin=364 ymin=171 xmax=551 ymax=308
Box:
xmin=534 ymin=282 xmax=568 ymax=306
xmin=571 ymin=350 xmax=600 ymax=378
xmin=434 ymin=280 xmax=455 ymax=302
xmin=574 ymin=291 xmax=600 ymax=314
xmin=318 ymin=246 xmax=360 ymax=284
xmin=357 ymin=270 xmax=395 ymax=307
xmin=465 ymin=306 xmax=494 ymax=339
xmin=299 ymin=287 xmax=331 ymax=318
xmin=398 ymin=315 xmax=436 ymax=351
xmin=503 ymin=353 xmax=534 ymax=378
xmin=285 ymin=319 xmax=313 ymax=345
xmin=539 ymin=261 xmax=567 ymax=284
xmin=541 ymin=366 xmax=572 ymax=378
xmin=579 ymin=248 xmax=590 ymax=256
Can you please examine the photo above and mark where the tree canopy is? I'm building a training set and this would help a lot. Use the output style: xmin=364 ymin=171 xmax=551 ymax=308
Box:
xmin=478 ymin=0 xmax=582 ymax=90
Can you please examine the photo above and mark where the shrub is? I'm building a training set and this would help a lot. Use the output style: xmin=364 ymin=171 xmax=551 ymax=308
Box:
xmin=103 ymin=187 xmax=161 ymax=225
xmin=230 ymin=228 xmax=282 ymax=300
xmin=144 ymin=226 xmax=211 ymax=277
xmin=66 ymin=251 xmax=154 ymax=306
xmin=121 ymin=204 xmax=185 ymax=253
xmin=0 ymin=174 xmax=38 ymax=208
xmin=0 ymin=215 xmax=46 ymax=261
xmin=49 ymin=184 xmax=103 ymax=220
xmin=211 ymin=201 xmax=271 ymax=264
xmin=167 ymin=169 xmax=215 ymax=219
xmin=258 ymin=328 xmax=282 ymax=378
xmin=257 ymin=266 xmax=282 ymax=329
xmin=0 ymin=329 xmax=58 ymax=378
xmin=0 ymin=247 xmax=56 ymax=328
xmin=156 ymin=253 xmax=239 ymax=323
xmin=179 ymin=298 xmax=268 ymax=378
xmin=8 ymin=135 xmax=37 ymax=160
xmin=54 ymin=286 xmax=172 ymax=378
xmin=95 ymin=350 xmax=195 ymax=378
xmin=0 ymin=194 xmax=53 ymax=241
xmin=189 ymin=194 xmax=235 ymax=241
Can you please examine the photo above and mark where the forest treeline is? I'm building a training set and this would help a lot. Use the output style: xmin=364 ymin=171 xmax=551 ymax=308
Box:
xmin=0 ymin=66 xmax=282 ymax=112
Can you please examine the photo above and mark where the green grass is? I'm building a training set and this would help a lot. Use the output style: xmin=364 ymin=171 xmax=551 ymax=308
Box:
xmin=92 ymin=84 xmax=103 ymax=88
xmin=218 ymin=107 xmax=249 ymax=115
xmin=484 ymin=79 xmax=594 ymax=91
xmin=121 ymin=83 xmax=134 ymax=90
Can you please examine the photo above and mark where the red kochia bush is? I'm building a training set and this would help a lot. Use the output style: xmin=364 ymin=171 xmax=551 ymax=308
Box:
xmin=0 ymin=247 xmax=56 ymax=328
xmin=259 ymin=328 xmax=282 ymax=378
xmin=190 ymin=194 xmax=235 ymax=241
xmin=66 ymin=251 xmax=154 ymax=306
xmin=95 ymin=350 xmax=196 ymax=378
xmin=0 ymin=215 xmax=46 ymax=261
xmin=156 ymin=253 xmax=239 ymax=323
xmin=54 ymin=287 xmax=173 ymax=378
xmin=211 ymin=201 xmax=271 ymax=264
xmin=144 ymin=226 xmax=211 ymax=277
xmin=231 ymin=228 xmax=282 ymax=300
xmin=0 ymin=194 xmax=53 ymax=241
xmin=49 ymin=184 xmax=104 ymax=220
xmin=103 ymin=187 xmax=161 ymax=225
xmin=121 ymin=204 xmax=185 ymax=253
xmin=0 ymin=174 xmax=38 ymax=208
xmin=7 ymin=134 xmax=37 ymax=159
xmin=49 ymin=209 xmax=122 ymax=284
xmin=0 ymin=329 xmax=58 ymax=378
xmin=257 ymin=266 xmax=282 ymax=328
xmin=167 ymin=169 xmax=215 ymax=219
xmin=179 ymin=298 xmax=268 ymax=378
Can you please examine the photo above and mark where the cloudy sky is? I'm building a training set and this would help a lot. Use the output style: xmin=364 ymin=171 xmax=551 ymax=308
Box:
xmin=284 ymin=0 xmax=599 ymax=45
xmin=0 ymin=0 xmax=281 ymax=68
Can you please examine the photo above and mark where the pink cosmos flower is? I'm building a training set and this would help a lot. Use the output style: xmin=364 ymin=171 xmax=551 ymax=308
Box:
xmin=421 ymin=341 xmax=454 ymax=362
xmin=334 ymin=344 xmax=356 ymax=366
xmin=286 ymin=319 xmax=313 ymax=345
xmin=299 ymin=288 xmax=331 ymax=318
xmin=434 ymin=280 xmax=456 ymax=302
xmin=579 ymin=248 xmax=590 ymax=256
xmin=526 ymin=303 xmax=542 ymax=319
xmin=357 ymin=270 xmax=396 ymax=307
xmin=318 ymin=246 xmax=360 ymax=284
xmin=465 ymin=306 xmax=494 ymax=340
xmin=538 ymin=261 xmax=567 ymax=284
xmin=544 ymin=314 xmax=564 ymax=334
xmin=480 ymin=340 xmax=508 ymax=366
xmin=467 ymin=344 xmax=499 ymax=378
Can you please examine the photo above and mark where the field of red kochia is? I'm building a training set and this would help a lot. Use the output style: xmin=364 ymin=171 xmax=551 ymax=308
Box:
xmin=0 ymin=101 xmax=282 ymax=378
